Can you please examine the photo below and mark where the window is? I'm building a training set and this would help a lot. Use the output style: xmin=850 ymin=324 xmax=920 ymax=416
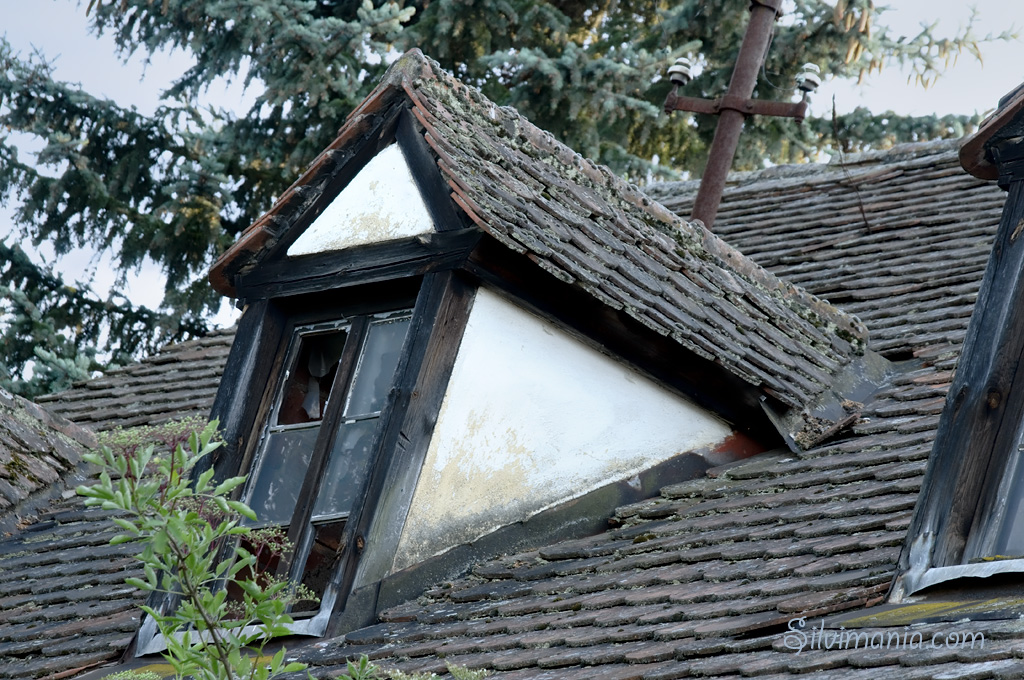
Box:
xmin=241 ymin=308 xmax=412 ymax=621
xmin=963 ymin=447 xmax=1024 ymax=561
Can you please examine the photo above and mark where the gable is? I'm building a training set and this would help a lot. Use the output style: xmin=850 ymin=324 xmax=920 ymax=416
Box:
xmin=287 ymin=143 xmax=435 ymax=256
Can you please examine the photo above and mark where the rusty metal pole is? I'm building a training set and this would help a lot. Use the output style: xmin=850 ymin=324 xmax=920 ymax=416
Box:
xmin=690 ymin=0 xmax=783 ymax=227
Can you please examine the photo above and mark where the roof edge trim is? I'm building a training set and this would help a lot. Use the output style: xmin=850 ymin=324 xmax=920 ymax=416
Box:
xmin=960 ymin=83 xmax=1024 ymax=180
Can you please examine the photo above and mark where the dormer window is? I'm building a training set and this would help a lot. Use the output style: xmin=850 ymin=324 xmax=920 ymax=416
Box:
xmin=197 ymin=50 xmax=877 ymax=647
xmin=135 ymin=288 xmax=422 ymax=653
xmin=243 ymin=310 xmax=412 ymax=619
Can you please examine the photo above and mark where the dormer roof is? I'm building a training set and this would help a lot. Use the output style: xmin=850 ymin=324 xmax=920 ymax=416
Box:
xmin=210 ymin=50 xmax=875 ymax=449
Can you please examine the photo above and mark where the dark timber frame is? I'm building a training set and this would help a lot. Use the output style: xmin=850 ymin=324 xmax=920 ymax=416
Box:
xmin=900 ymin=105 xmax=1024 ymax=585
xmin=188 ymin=272 xmax=475 ymax=638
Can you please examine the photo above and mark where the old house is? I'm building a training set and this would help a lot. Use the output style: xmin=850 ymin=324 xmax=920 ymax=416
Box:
xmin=2 ymin=50 xmax=1022 ymax=679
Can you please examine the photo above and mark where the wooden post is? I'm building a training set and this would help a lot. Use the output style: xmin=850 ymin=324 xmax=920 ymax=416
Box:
xmin=903 ymin=132 xmax=1024 ymax=570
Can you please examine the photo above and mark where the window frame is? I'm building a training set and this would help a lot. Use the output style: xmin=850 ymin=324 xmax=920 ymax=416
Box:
xmin=240 ymin=303 xmax=415 ymax=634
xmin=239 ymin=307 xmax=413 ymax=631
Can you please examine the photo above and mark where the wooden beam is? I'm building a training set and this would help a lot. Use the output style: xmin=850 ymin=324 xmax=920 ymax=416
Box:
xmin=205 ymin=299 xmax=288 ymax=483
xmin=328 ymin=270 xmax=475 ymax=635
xmin=904 ymin=138 xmax=1024 ymax=568
xmin=235 ymin=227 xmax=483 ymax=300
xmin=396 ymin=108 xmax=469 ymax=232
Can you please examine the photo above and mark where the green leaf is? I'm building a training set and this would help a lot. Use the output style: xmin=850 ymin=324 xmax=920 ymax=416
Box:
xmin=112 ymin=517 xmax=139 ymax=534
xmin=213 ymin=495 xmax=230 ymax=514
xmin=237 ymin=579 xmax=263 ymax=599
xmin=150 ymin=529 xmax=168 ymax=554
xmin=144 ymin=563 xmax=159 ymax=588
xmin=124 ymin=576 xmax=154 ymax=591
xmin=227 ymin=500 xmax=258 ymax=521
xmin=212 ymin=475 xmax=247 ymax=496
xmin=196 ymin=466 xmax=216 ymax=493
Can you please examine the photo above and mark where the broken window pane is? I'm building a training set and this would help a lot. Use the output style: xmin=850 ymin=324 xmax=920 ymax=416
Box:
xmin=346 ymin=316 xmax=410 ymax=417
xmin=227 ymin=530 xmax=287 ymax=605
xmin=294 ymin=520 xmax=348 ymax=614
xmin=278 ymin=329 xmax=348 ymax=425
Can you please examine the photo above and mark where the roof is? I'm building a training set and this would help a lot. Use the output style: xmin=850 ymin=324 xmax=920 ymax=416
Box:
xmin=294 ymin=358 xmax=975 ymax=680
xmin=0 ymin=388 xmax=95 ymax=534
xmin=0 ymin=391 xmax=144 ymax=679
xmin=647 ymin=139 xmax=1004 ymax=358
xmin=0 ymin=494 xmax=144 ymax=679
xmin=0 ymin=92 xmax=1011 ymax=680
xmin=0 ymin=333 xmax=233 ymax=680
xmin=0 ymin=346 xmax=229 ymax=679
xmin=211 ymin=50 xmax=875 ymax=448
xmin=272 ymin=141 xmax=1014 ymax=680
xmin=35 ymin=328 xmax=234 ymax=431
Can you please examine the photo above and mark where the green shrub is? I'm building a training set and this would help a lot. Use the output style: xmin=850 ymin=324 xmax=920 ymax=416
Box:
xmin=78 ymin=419 xmax=309 ymax=680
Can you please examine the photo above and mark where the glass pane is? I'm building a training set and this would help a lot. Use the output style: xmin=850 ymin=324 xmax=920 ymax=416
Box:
xmin=345 ymin=316 xmax=410 ymax=417
xmin=312 ymin=419 xmax=378 ymax=519
xmin=995 ymin=492 xmax=1024 ymax=557
xmin=247 ymin=427 xmax=320 ymax=525
xmin=294 ymin=521 xmax=347 ymax=614
xmin=278 ymin=329 xmax=348 ymax=425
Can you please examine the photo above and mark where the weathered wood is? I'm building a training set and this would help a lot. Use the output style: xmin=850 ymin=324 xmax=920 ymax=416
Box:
xmin=327 ymin=270 xmax=475 ymax=636
xmin=905 ymin=141 xmax=1024 ymax=569
xmin=235 ymin=227 xmax=483 ymax=300
xmin=205 ymin=299 xmax=288 ymax=483
xmin=396 ymin=108 xmax=468 ymax=232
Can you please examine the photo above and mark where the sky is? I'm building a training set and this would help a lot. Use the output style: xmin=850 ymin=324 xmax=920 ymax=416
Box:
xmin=2 ymin=0 xmax=1024 ymax=316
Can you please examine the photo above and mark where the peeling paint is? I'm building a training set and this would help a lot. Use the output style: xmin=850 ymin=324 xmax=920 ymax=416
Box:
xmin=287 ymin=143 xmax=433 ymax=256
xmin=393 ymin=288 xmax=734 ymax=572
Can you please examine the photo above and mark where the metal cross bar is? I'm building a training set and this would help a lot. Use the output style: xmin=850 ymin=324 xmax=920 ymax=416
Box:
xmin=664 ymin=0 xmax=804 ymax=228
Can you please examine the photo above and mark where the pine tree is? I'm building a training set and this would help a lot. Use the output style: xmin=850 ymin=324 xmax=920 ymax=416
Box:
xmin=0 ymin=0 xmax=1008 ymax=395
xmin=0 ymin=241 xmax=206 ymax=397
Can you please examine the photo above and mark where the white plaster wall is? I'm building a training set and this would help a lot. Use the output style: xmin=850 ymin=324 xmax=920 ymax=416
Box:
xmin=288 ymin=143 xmax=434 ymax=256
xmin=393 ymin=288 xmax=733 ymax=572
